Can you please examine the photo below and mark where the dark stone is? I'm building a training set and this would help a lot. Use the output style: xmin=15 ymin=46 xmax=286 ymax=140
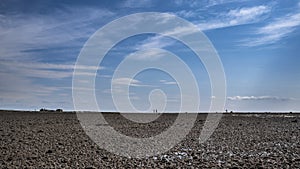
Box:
xmin=230 ymin=167 xmax=239 ymax=169
xmin=7 ymin=157 xmax=12 ymax=161
xmin=45 ymin=149 xmax=53 ymax=154
xmin=102 ymin=156 xmax=108 ymax=160
xmin=85 ymin=166 xmax=96 ymax=169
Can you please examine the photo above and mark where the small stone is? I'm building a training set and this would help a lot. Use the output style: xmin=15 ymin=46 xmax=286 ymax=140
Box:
xmin=85 ymin=166 xmax=95 ymax=169
xmin=102 ymin=156 xmax=108 ymax=160
xmin=7 ymin=157 xmax=12 ymax=161
xmin=45 ymin=149 xmax=53 ymax=154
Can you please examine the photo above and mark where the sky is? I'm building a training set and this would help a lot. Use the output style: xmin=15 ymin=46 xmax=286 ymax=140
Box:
xmin=0 ymin=0 xmax=300 ymax=112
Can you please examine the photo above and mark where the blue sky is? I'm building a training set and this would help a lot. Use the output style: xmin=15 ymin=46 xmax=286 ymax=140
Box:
xmin=0 ymin=0 xmax=299 ymax=112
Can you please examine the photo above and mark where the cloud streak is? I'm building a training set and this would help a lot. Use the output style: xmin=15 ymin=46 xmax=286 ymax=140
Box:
xmin=197 ymin=5 xmax=271 ymax=30
xmin=227 ymin=96 xmax=294 ymax=101
xmin=121 ymin=0 xmax=153 ymax=8
xmin=0 ymin=7 xmax=114 ymax=60
xmin=0 ymin=61 xmax=104 ymax=79
xmin=243 ymin=11 xmax=300 ymax=46
xmin=159 ymin=80 xmax=177 ymax=85
xmin=136 ymin=5 xmax=271 ymax=51
xmin=0 ymin=7 xmax=115 ymax=109
xmin=112 ymin=78 xmax=154 ymax=87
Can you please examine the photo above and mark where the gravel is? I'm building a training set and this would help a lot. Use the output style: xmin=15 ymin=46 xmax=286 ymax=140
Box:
xmin=0 ymin=111 xmax=299 ymax=168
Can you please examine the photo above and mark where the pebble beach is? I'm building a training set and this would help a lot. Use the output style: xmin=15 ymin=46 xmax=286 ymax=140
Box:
xmin=0 ymin=110 xmax=299 ymax=168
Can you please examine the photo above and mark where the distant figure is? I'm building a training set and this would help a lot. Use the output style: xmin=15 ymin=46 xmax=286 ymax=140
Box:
xmin=155 ymin=109 xmax=158 ymax=113
xmin=225 ymin=109 xmax=228 ymax=113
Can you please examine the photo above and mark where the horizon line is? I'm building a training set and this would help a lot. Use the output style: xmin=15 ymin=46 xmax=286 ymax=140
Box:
xmin=1 ymin=109 xmax=299 ymax=114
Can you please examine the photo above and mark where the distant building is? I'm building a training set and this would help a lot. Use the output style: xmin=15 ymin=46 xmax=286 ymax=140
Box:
xmin=39 ymin=108 xmax=63 ymax=112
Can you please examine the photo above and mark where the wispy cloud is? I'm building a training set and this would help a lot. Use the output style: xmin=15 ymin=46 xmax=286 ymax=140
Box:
xmin=0 ymin=6 xmax=114 ymax=80
xmin=112 ymin=78 xmax=153 ymax=87
xmin=110 ymin=78 xmax=155 ymax=99
xmin=0 ymin=7 xmax=114 ymax=61
xmin=121 ymin=0 xmax=153 ymax=8
xmin=176 ymin=10 xmax=199 ymax=18
xmin=159 ymin=80 xmax=177 ymax=85
xmin=128 ymin=35 xmax=175 ymax=60
xmin=243 ymin=11 xmax=300 ymax=46
xmin=136 ymin=5 xmax=271 ymax=52
xmin=207 ymin=0 xmax=248 ymax=7
xmin=174 ymin=0 xmax=245 ymax=8
xmin=174 ymin=0 xmax=203 ymax=8
xmin=0 ymin=61 xmax=104 ymax=79
xmin=134 ymin=35 xmax=175 ymax=51
xmin=174 ymin=0 xmax=250 ymax=9
xmin=174 ymin=3 xmax=300 ymax=47
xmin=2 ymin=61 xmax=103 ymax=71
xmin=112 ymin=78 xmax=140 ymax=86
xmin=197 ymin=5 xmax=271 ymax=30
xmin=227 ymin=96 xmax=294 ymax=101
xmin=0 ymin=71 xmax=72 ymax=109
xmin=0 ymin=7 xmax=115 ymax=109
xmin=127 ymin=49 xmax=168 ymax=61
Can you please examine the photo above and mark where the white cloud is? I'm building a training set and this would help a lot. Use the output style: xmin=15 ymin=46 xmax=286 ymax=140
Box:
xmin=121 ymin=0 xmax=153 ymax=8
xmin=0 ymin=61 xmax=104 ymax=79
xmin=128 ymin=5 xmax=271 ymax=58
xmin=112 ymin=78 xmax=147 ymax=87
xmin=159 ymin=80 xmax=177 ymax=85
xmin=0 ymin=71 xmax=72 ymax=109
xmin=0 ymin=6 xmax=114 ymax=103
xmin=174 ymin=0 xmax=202 ymax=8
xmin=127 ymin=49 xmax=168 ymax=61
xmin=207 ymin=0 xmax=242 ymax=6
xmin=243 ymin=12 xmax=300 ymax=46
xmin=0 ymin=7 xmax=115 ymax=110
xmin=176 ymin=10 xmax=198 ymax=18
xmin=134 ymin=35 xmax=175 ymax=51
xmin=174 ymin=0 xmax=249 ymax=8
xmin=0 ymin=7 xmax=114 ymax=60
xmin=127 ymin=35 xmax=177 ymax=61
xmin=227 ymin=96 xmax=294 ymax=101
xmin=227 ymin=5 xmax=269 ymax=20
xmin=112 ymin=77 xmax=140 ymax=85
xmin=136 ymin=5 xmax=271 ymax=54
xmin=197 ymin=5 xmax=271 ymax=30
xmin=2 ymin=61 xmax=103 ymax=71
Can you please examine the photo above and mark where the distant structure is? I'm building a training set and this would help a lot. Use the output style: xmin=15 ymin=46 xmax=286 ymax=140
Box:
xmin=225 ymin=109 xmax=228 ymax=113
xmin=39 ymin=108 xmax=63 ymax=112
xmin=40 ymin=108 xmax=47 ymax=112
